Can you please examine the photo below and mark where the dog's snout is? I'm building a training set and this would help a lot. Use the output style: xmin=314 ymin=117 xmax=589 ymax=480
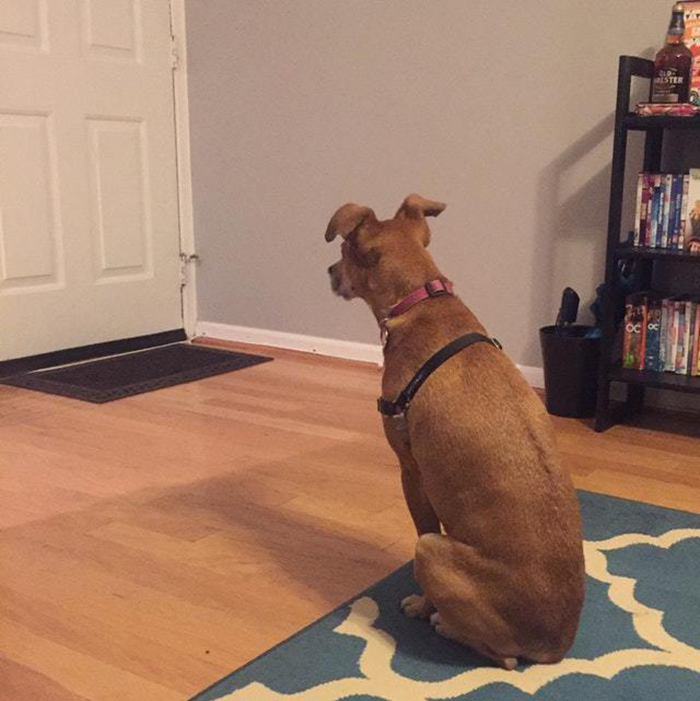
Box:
xmin=327 ymin=260 xmax=354 ymax=300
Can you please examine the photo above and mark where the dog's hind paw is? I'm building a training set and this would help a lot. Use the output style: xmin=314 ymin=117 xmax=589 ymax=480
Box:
xmin=498 ymin=657 xmax=519 ymax=671
xmin=400 ymin=594 xmax=435 ymax=619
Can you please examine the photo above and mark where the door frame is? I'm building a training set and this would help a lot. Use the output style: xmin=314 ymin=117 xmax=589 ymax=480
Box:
xmin=170 ymin=0 xmax=197 ymax=337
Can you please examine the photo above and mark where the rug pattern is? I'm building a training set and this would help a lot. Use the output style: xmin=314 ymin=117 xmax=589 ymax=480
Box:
xmin=191 ymin=492 xmax=700 ymax=701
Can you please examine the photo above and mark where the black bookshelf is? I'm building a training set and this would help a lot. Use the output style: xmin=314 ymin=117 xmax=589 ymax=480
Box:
xmin=614 ymin=243 xmax=700 ymax=262
xmin=624 ymin=113 xmax=700 ymax=131
xmin=595 ymin=55 xmax=700 ymax=431
xmin=610 ymin=366 xmax=700 ymax=394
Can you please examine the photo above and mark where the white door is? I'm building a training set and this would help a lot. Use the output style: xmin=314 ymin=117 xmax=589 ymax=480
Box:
xmin=0 ymin=0 xmax=183 ymax=361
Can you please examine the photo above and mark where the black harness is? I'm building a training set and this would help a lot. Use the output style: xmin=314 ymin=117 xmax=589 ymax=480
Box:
xmin=377 ymin=332 xmax=502 ymax=420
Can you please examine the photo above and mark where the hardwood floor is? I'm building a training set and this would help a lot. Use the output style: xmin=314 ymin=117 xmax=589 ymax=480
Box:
xmin=1 ymin=339 xmax=699 ymax=700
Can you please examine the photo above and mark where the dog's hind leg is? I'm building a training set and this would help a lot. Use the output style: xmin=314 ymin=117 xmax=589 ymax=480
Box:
xmin=429 ymin=612 xmax=518 ymax=670
xmin=414 ymin=532 xmax=521 ymax=669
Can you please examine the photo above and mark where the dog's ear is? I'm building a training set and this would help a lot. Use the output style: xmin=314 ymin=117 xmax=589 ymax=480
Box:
xmin=395 ymin=194 xmax=446 ymax=247
xmin=394 ymin=194 xmax=446 ymax=220
xmin=325 ymin=204 xmax=376 ymax=242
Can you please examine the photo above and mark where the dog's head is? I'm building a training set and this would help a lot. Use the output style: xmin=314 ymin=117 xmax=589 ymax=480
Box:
xmin=325 ymin=194 xmax=446 ymax=316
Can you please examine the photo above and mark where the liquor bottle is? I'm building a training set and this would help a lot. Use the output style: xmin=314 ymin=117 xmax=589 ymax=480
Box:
xmin=652 ymin=3 xmax=693 ymax=103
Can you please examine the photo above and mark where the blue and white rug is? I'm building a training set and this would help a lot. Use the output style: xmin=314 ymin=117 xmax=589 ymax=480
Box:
xmin=191 ymin=491 xmax=700 ymax=701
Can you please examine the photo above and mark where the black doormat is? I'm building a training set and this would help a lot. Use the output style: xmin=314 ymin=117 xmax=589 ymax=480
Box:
xmin=0 ymin=343 xmax=273 ymax=403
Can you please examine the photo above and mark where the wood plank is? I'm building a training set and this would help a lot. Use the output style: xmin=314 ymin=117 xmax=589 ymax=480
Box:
xmin=1 ymin=339 xmax=699 ymax=700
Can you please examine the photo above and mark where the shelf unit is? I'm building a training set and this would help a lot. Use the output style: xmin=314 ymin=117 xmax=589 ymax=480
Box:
xmin=614 ymin=243 xmax=700 ymax=262
xmin=596 ymin=55 xmax=700 ymax=431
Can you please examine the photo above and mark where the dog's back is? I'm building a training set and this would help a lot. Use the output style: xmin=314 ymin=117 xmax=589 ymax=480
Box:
xmin=384 ymin=298 xmax=585 ymax=660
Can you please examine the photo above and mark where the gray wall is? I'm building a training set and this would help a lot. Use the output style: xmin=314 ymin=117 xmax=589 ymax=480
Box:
xmin=186 ymin=0 xmax=668 ymax=367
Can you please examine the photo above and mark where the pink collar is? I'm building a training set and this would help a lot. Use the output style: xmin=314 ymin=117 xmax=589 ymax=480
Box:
xmin=380 ymin=279 xmax=454 ymax=344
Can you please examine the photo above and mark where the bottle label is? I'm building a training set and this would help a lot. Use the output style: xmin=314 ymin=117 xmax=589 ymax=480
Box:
xmin=652 ymin=68 xmax=687 ymax=103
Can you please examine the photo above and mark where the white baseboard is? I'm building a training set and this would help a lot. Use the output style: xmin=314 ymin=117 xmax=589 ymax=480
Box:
xmin=195 ymin=321 xmax=384 ymax=365
xmin=196 ymin=321 xmax=546 ymax=388
xmin=198 ymin=321 xmax=700 ymax=414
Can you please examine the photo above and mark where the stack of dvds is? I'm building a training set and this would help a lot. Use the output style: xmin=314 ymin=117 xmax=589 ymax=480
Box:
xmin=632 ymin=173 xmax=690 ymax=249
xmin=622 ymin=292 xmax=700 ymax=374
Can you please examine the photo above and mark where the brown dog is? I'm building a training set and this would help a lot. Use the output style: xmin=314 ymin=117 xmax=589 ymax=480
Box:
xmin=326 ymin=194 xmax=585 ymax=669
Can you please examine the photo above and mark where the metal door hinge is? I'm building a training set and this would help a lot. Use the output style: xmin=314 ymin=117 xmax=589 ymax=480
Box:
xmin=170 ymin=35 xmax=180 ymax=70
xmin=179 ymin=252 xmax=199 ymax=286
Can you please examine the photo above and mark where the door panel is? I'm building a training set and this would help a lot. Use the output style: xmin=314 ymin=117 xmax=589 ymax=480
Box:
xmin=0 ymin=0 xmax=182 ymax=361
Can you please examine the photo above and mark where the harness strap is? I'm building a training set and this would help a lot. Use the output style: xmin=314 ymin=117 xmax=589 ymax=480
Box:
xmin=377 ymin=332 xmax=502 ymax=418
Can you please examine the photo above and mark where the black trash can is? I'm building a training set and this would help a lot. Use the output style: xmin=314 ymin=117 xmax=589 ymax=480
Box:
xmin=539 ymin=325 xmax=601 ymax=418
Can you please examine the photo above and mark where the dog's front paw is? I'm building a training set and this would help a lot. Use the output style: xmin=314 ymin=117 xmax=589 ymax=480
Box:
xmin=400 ymin=594 xmax=435 ymax=619
xmin=429 ymin=611 xmax=442 ymax=628
xmin=429 ymin=612 xmax=458 ymax=641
